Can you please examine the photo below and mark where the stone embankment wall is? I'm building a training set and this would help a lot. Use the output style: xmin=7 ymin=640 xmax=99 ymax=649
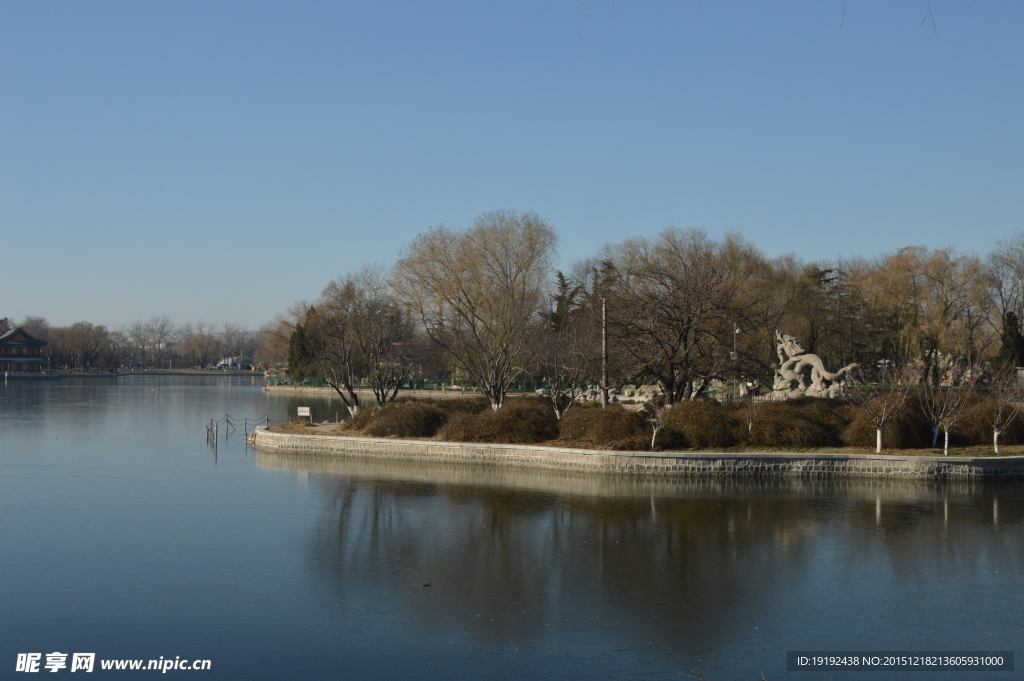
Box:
xmin=251 ymin=428 xmax=1024 ymax=480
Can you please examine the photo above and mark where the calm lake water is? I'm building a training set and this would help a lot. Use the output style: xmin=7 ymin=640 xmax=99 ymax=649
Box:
xmin=1 ymin=376 xmax=1021 ymax=680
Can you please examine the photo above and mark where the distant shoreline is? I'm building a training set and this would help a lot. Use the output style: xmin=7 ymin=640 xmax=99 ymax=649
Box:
xmin=262 ymin=385 xmax=527 ymax=398
xmin=53 ymin=370 xmax=265 ymax=378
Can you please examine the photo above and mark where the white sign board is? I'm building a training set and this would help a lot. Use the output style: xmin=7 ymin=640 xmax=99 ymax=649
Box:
xmin=297 ymin=407 xmax=311 ymax=417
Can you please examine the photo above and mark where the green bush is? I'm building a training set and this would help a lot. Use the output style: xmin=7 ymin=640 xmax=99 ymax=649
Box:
xmin=364 ymin=401 xmax=446 ymax=438
xmin=663 ymin=400 xmax=738 ymax=449
xmin=557 ymin=405 xmax=649 ymax=450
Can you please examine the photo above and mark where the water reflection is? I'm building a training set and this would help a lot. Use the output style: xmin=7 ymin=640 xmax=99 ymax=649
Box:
xmin=258 ymin=452 xmax=1024 ymax=661
xmin=266 ymin=392 xmax=350 ymax=423
xmin=1 ymin=374 xmax=272 ymax=427
xmin=3 ymin=374 xmax=1019 ymax=679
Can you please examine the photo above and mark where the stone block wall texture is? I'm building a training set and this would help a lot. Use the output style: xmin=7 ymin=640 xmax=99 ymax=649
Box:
xmin=251 ymin=428 xmax=1024 ymax=480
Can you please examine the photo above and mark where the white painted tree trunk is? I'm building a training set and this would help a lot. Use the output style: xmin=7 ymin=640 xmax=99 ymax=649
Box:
xmin=943 ymin=429 xmax=950 ymax=456
xmin=876 ymin=426 xmax=883 ymax=453
xmin=994 ymin=428 xmax=1003 ymax=455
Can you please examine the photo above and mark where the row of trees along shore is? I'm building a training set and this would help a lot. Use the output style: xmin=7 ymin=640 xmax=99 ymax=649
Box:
xmin=281 ymin=209 xmax=1024 ymax=423
xmin=8 ymin=317 xmax=284 ymax=372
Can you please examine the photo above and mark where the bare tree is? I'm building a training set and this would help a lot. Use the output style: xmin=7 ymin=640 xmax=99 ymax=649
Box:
xmin=75 ymin=322 xmax=109 ymax=370
xmin=19 ymin=316 xmax=52 ymax=364
xmin=47 ymin=322 xmax=111 ymax=371
xmin=848 ymin=247 xmax=993 ymax=384
xmin=985 ymin=363 xmax=1024 ymax=455
xmin=100 ymin=330 xmax=131 ymax=372
xmin=300 ymin=265 xmax=419 ymax=413
xmin=146 ymin=316 xmax=177 ymax=368
xmin=393 ymin=209 xmax=557 ymax=410
xmin=919 ymin=382 xmax=976 ymax=455
xmin=221 ymin=323 xmax=256 ymax=361
xmin=741 ymin=392 xmax=762 ymax=436
xmin=848 ymin=366 xmax=914 ymax=453
xmin=561 ymin=256 xmax=628 ymax=407
xmin=127 ymin=320 xmax=151 ymax=368
xmin=45 ymin=327 xmax=72 ymax=369
xmin=644 ymin=403 xmax=672 ymax=450
xmin=19 ymin=316 xmax=51 ymax=341
xmin=177 ymin=322 xmax=222 ymax=369
xmin=536 ymin=271 xmax=598 ymax=418
xmin=253 ymin=318 xmax=293 ymax=370
xmin=351 ymin=266 xmax=420 ymax=406
xmin=300 ymin=302 xmax=365 ymax=415
xmin=604 ymin=228 xmax=765 ymax=403
xmin=987 ymin=231 xmax=1024 ymax=326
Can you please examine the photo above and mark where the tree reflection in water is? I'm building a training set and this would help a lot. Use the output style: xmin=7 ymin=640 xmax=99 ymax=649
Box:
xmin=255 ymin=452 xmax=1022 ymax=665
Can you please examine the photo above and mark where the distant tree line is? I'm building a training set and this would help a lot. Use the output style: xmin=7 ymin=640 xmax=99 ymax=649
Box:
xmin=11 ymin=316 xmax=286 ymax=372
xmin=22 ymin=210 xmax=1023 ymax=400
xmin=282 ymin=209 xmax=1024 ymax=415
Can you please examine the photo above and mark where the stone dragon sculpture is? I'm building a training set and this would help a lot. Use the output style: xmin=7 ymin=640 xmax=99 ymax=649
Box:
xmin=771 ymin=330 xmax=858 ymax=399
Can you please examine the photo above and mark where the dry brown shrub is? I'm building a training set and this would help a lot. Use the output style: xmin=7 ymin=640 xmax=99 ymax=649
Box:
xmin=744 ymin=398 xmax=854 ymax=448
xmin=435 ymin=397 xmax=558 ymax=444
xmin=841 ymin=393 xmax=930 ymax=449
xmin=343 ymin=396 xmax=489 ymax=436
xmin=436 ymin=411 xmax=476 ymax=441
xmin=958 ymin=398 xmax=1024 ymax=446
xmin=270 ymin=418 xmax=324 ymax=434
xmin=795 ymin=399 xmax=858 ymax=435
xmin=557 ymin=405 xmax=649 ymax=450
xmin=364 ymin=401 xmax=446 ymax=438
xmin=340 ymin=407 xmax=379 ymax=432
xmin=429 ymin=396 xmax=492 ymax=417
xmin=663 ymin=401 xmax=738 ymax=449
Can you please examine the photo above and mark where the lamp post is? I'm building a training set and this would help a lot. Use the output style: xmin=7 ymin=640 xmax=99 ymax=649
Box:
xmin=601 ymin=297 xmax=608 ymax=409
xmin=732 ymin=324 xmax=740 ymax=399
xmin=877 ymin=359 xmax=892 ymax=385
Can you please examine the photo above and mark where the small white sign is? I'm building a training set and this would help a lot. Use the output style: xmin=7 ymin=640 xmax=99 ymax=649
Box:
xmin=297 ymin=407 xmax=311 ymax=417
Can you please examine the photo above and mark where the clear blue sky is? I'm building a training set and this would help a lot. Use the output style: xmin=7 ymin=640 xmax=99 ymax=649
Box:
xmin=3 ymin=1 xmax=1022 ymax=328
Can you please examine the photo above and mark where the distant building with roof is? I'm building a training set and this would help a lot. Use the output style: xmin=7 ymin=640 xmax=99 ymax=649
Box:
xmin=217 ymin=354 xmax=255 ymax=370
xmin=0 ymin=326 xmax=48 ymax=375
